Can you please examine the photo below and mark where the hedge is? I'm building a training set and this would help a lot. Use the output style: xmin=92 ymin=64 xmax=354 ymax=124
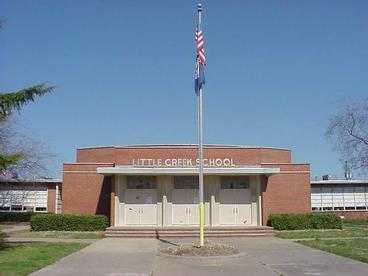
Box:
xmin=268 ymin=213 xmax=342 ymax=230
xmin=30 ymin=214 xmax=109 ymax=231
xmin=0 ymin=211 xmax=35 ymax=222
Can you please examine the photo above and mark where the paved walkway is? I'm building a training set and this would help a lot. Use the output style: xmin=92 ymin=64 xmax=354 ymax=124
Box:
xmin=32 ymin=237 xmax=368 ymax=276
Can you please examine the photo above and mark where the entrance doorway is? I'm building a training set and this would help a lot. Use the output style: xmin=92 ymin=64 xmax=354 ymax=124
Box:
xmin=172 ymin=176 xmax=199 ymax=225
xmin=219 ymin=176 xmax=252 ymax=225
xmin=125 ymin=176 xmax=157 ymax=225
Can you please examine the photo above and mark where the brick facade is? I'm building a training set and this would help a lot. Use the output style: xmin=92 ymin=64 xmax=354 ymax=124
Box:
xmin=62 ymin=163 xmax=113 ymax=217
xmin=333 ymin=211 xmax=368 ymax=219
xmin=62 ymin=145 xmax=311 ymax=225
xmin=47 ymin=183 xmax=56 ymax=213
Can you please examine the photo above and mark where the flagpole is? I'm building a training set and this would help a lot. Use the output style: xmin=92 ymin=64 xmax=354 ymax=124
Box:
xmin=197 ymin=3 xmax=205 ymax=247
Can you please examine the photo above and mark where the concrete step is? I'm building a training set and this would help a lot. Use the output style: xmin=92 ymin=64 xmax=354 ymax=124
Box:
xmin=105 ymin=233 xmax=275 ymax=238
xmin=105 ymin=226 xmax=275 ymax=238
xmin=105 ymin=230 xmax=274 ymax=234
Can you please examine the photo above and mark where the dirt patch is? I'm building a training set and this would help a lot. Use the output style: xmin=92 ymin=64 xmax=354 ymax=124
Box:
xmin=161 ymin=242 xmax=240 ymax=257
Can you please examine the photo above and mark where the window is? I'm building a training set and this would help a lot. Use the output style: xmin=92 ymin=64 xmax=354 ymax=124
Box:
xmin=344 ymin=187 xmax=355 ymax=210
xmin=174 ymin=176 xmax=199 ymax=189
xmin=355 ymin=187 xmax=366 ymax=209
xmin=311 ymin=185 xmax=368 ymax=212
xmin=0 ymin=183 xmax=48 ymax=212
xmin=332 ymin=188 xmax=344 ymax=210
xmin=311 ymin=187 xmax=322 ymax=210
xmin=321 ymin=187 xmax=333 ymax=210
xmin=127 ymin=176 xmax=156 ymax=189
xmin=221 ymin=176 xmax=249 ymax=189
xmin=11 ymin=205 xmax=22 ymax=211
xmin=35 ymin=207 xmax=47 ymax=212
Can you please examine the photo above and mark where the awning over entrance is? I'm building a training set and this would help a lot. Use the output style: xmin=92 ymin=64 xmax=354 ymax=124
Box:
xmin=97 ymin=166 xmax=280 ymax=175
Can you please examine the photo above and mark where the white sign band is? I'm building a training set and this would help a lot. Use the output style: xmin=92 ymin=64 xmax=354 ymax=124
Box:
xmin=132 ymin=158 xmax=235 ymax=167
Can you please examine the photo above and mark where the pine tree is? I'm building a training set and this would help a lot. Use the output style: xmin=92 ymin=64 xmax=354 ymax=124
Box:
xmin=0 ymin=21 xmax=54 ymax=173
xmin=0 ymin=84 xmax=54 ymax=171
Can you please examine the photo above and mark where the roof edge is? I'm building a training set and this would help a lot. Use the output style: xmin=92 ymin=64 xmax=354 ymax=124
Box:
xmin=77 ymin=144 xmax=291 ymax=151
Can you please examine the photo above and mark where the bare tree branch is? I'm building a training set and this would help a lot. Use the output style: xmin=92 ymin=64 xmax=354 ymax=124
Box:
xmin=326 ymin=98 xmax=368 ymax=176
xmin=347 ymin=112 xmax=368 ymax=146
xmin=0 ymin=118 xmax=55 ymax=179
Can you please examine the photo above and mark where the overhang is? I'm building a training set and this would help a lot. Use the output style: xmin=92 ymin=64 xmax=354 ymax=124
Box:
xmin=97 ymin=166 xmax=280 ymax=175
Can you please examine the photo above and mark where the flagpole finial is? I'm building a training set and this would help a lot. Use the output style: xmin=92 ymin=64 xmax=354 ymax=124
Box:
xmin=197 ymin=3 xmax=202 ymax=11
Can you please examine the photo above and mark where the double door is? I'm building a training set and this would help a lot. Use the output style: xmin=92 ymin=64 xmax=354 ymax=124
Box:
xmin=125 ymin=189 xmax=157 ymax=225
xmin=172 ymin=189 xmax=199 ymax=225
xmin=219 ymin=189 xmax=252 ymax=225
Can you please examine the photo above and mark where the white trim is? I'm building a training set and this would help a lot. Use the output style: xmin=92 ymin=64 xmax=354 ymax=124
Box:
xmin=78 ymin=144 xmax=291 ymax=151
xmin=97 ymin=166 xmax=280 ymax=175
xmin=55 ymin=184 xmax=59 ymax=214
xmin=0 ymin=178 xmax=61 ymax=183
xmin=311 ymin=180 xmax=368 ymax=185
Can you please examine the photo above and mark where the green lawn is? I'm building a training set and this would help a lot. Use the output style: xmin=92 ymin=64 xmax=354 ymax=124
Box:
xmin=277 ymin=219 xmax=368 ymax=264
xmin=276 ymin=219 xmax=368 ymax=239
xmin=298 ymin=239 xmax=368 ymax=264
xmin=10 ymin=230 xmax=105 ymax=239
xmin=0 ymin=242 xmax=87 ymax=276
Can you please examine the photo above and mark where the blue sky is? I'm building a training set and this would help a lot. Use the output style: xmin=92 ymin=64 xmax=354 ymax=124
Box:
xmin=1 ymin=0 xmax=367 ymax=179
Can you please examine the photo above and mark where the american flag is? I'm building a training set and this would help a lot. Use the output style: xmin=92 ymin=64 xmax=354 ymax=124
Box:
xmin=195 ymin=26 xmax=206 ymax=95
xmin=195 ymin=28 xmax=206 ymax=65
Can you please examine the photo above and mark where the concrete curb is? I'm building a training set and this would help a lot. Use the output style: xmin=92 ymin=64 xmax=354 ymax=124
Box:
xmin=158 ymin=250 xmax=245 ymax=260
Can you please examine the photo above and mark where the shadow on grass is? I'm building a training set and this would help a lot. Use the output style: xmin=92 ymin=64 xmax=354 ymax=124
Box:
xmin=0 ymin=231 xmax=10 ymax=251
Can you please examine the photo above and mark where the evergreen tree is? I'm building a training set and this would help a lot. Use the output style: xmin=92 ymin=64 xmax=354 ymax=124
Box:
xmin=0 ymin=84 xmax=54 ymax=171
xmin=0 ymin=21 xmax=54 ymax=173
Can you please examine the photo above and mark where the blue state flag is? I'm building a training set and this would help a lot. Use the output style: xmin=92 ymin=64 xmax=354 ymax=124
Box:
xmin=195 ymin=62 xmax=205 ymax=95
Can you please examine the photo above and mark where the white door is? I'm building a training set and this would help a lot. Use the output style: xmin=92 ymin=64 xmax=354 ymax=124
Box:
xmin=125 ymin=204 xmax=141 ymax=225
xmin=125 ymin=189 xmax=157 ymax=225
xmin=219 ymin=189 xmax=252 ymax=225
xmin=235 ymin=189 xmax=252 ymax=225
xmin=172 ymin=189 xmax=199 ymax=225
xmin=219 ymin=190 xmax=237 ymax=225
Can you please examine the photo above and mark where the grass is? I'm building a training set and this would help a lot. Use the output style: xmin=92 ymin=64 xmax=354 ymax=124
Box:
xmin=10 ymin=230 xmax=105 ymax=239
xmin=276 ymin=219 xmax=368 ymax=264
xmin=276 ymin=219 xmax=368 ymax=239
xmin=298 ymin=239 xmax=368 ymax=264
xmin=0 ymin=232 xmax=5 ymax=250
xmin=0 ymin=242 xmax=87 ymax=276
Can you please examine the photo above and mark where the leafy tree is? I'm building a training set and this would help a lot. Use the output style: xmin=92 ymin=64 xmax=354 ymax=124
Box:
xmin=326 ymin=98 xmax=368 ymax=175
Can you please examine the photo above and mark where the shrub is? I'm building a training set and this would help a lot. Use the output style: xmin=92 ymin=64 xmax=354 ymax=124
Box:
xmin=268 ymin=213 xmax=342 ymax=230
xmin=30 ymin=214 xmax=108 ymax=231
xmin=0 ymin=211 xmax=34 ymax=222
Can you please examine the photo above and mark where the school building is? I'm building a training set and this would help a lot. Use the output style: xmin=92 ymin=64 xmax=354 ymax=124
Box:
xmin=2 ymin=144 xmax=367 ymax=235
xmin=62 ymin=144 xmax=311 ymax=230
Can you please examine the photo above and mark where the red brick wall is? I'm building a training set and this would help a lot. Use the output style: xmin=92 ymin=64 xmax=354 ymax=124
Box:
xmin=76 ymin=146 xmax=291 ymax=166
xmin=62 ymin=163 xmax=113 ymax=217
xmin=333 ymin=211 xmax=368 ymax=219
xmin=261 ymin=164 xmax=311 ymax=225
xmin=47 ymin=183 xmax=56 ymax=213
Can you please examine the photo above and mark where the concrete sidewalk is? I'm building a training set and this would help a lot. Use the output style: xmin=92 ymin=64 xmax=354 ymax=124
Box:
xmin=31 ymin=237 xmax=368 ymax=276
xmin=31 ymin=238 xmax=159 ymax=276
